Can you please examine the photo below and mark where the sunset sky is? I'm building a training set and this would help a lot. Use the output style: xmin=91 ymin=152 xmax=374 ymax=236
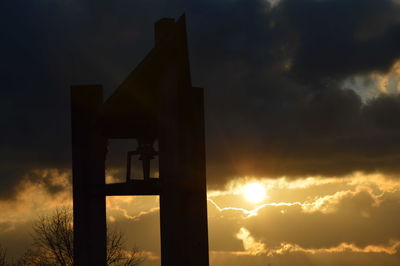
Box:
xmin=2 ymin=0 xmax=400 ymax=265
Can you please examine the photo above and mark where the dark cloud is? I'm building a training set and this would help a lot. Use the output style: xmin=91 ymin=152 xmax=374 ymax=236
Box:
xmin=274 ymin=0 xmax=400 ymax=82
xmin=189 ymin=0 xmax=400 ymax=185
xmin=363 ymin=94 xmax=400 ymax=130
xmin=2 ymin=0 xmax=400 ymax=196
xmin=0 ymin=0 xmax=183 ymax=198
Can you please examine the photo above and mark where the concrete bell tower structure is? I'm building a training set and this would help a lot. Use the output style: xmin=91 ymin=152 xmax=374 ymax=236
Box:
xmin=71 ymin=15 xmax=209 ymax=266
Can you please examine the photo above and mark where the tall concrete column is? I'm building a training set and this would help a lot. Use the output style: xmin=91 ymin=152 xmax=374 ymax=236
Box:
xmin=71 ymin=85 xmax=107 ymax=266
xmin=156 ymin=17 xmax=209 ymax=266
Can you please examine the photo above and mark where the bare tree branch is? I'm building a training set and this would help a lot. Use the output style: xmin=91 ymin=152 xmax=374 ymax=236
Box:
xmin=17 ymin=208 xmax=144 ymax=266
xmin=106 ymin=228 xmax=145 ymax=266
xmin=0 ymin=244 xmax=7 ymax=266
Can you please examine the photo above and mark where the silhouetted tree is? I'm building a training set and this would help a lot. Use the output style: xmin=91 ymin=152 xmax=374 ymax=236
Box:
xmin=0 ymin=244 xmax=6 ymax=266
xmin=17 ymin=208 xmax=144 ymax=266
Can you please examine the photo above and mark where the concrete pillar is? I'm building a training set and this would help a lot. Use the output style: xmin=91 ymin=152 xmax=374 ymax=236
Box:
xmin=71 ymin=85 xmax=107 ymax=266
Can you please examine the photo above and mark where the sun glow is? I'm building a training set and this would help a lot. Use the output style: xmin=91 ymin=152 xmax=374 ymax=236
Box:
xmin=243 ymin=182 xmax=266 ymax=203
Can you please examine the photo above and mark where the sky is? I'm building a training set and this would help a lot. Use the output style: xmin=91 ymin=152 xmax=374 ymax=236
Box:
xmin=1 ymin=0 xmax=400 ymax=265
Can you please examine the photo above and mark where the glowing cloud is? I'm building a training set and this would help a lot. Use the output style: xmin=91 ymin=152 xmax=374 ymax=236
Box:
xmin=236 ymin=227 xmax=267 ymax=255
xmin=269 ymin=240 xmax=400 ymax=256
xmin=207 ymin=172 xmax=400 ymax=218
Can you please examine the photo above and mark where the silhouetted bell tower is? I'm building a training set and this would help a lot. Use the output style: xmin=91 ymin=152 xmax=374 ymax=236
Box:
xmin=71 ymin=15 xmax=209 ymax=266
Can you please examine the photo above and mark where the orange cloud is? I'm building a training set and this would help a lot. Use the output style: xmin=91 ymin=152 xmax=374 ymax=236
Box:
xmin=270 ymin=240 xmax=400 ymax=256
xmin=222 ymin=227 xmax=400 ymax=257
xmin=0 ymin=169 xmax=72 ymax=228
xmin=207 ymin=172 xmax=400 ymax=217
xmin=236 ymin=227 xmax=267 ymax=255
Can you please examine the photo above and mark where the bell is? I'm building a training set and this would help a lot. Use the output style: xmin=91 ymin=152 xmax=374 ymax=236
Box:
xmin=126 ymin=138 xmax=158 ymax=182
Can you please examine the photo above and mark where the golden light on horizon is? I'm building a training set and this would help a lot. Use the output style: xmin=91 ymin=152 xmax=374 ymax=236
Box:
xmin=242 ymin=182 xmax=266 ymax=203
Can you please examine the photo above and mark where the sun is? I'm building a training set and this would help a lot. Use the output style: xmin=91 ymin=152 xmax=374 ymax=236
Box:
xmin=243 ymin=182 xmax=266 ymax=203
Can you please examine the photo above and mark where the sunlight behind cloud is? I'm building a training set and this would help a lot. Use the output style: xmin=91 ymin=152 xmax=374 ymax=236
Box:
xmin=2 ymin=170 xmax=400 ymax=264
xmin=207 ymin=172 xmax=400 ymax=218
xmin=243 ymin=182 xmax=267 ymax=203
